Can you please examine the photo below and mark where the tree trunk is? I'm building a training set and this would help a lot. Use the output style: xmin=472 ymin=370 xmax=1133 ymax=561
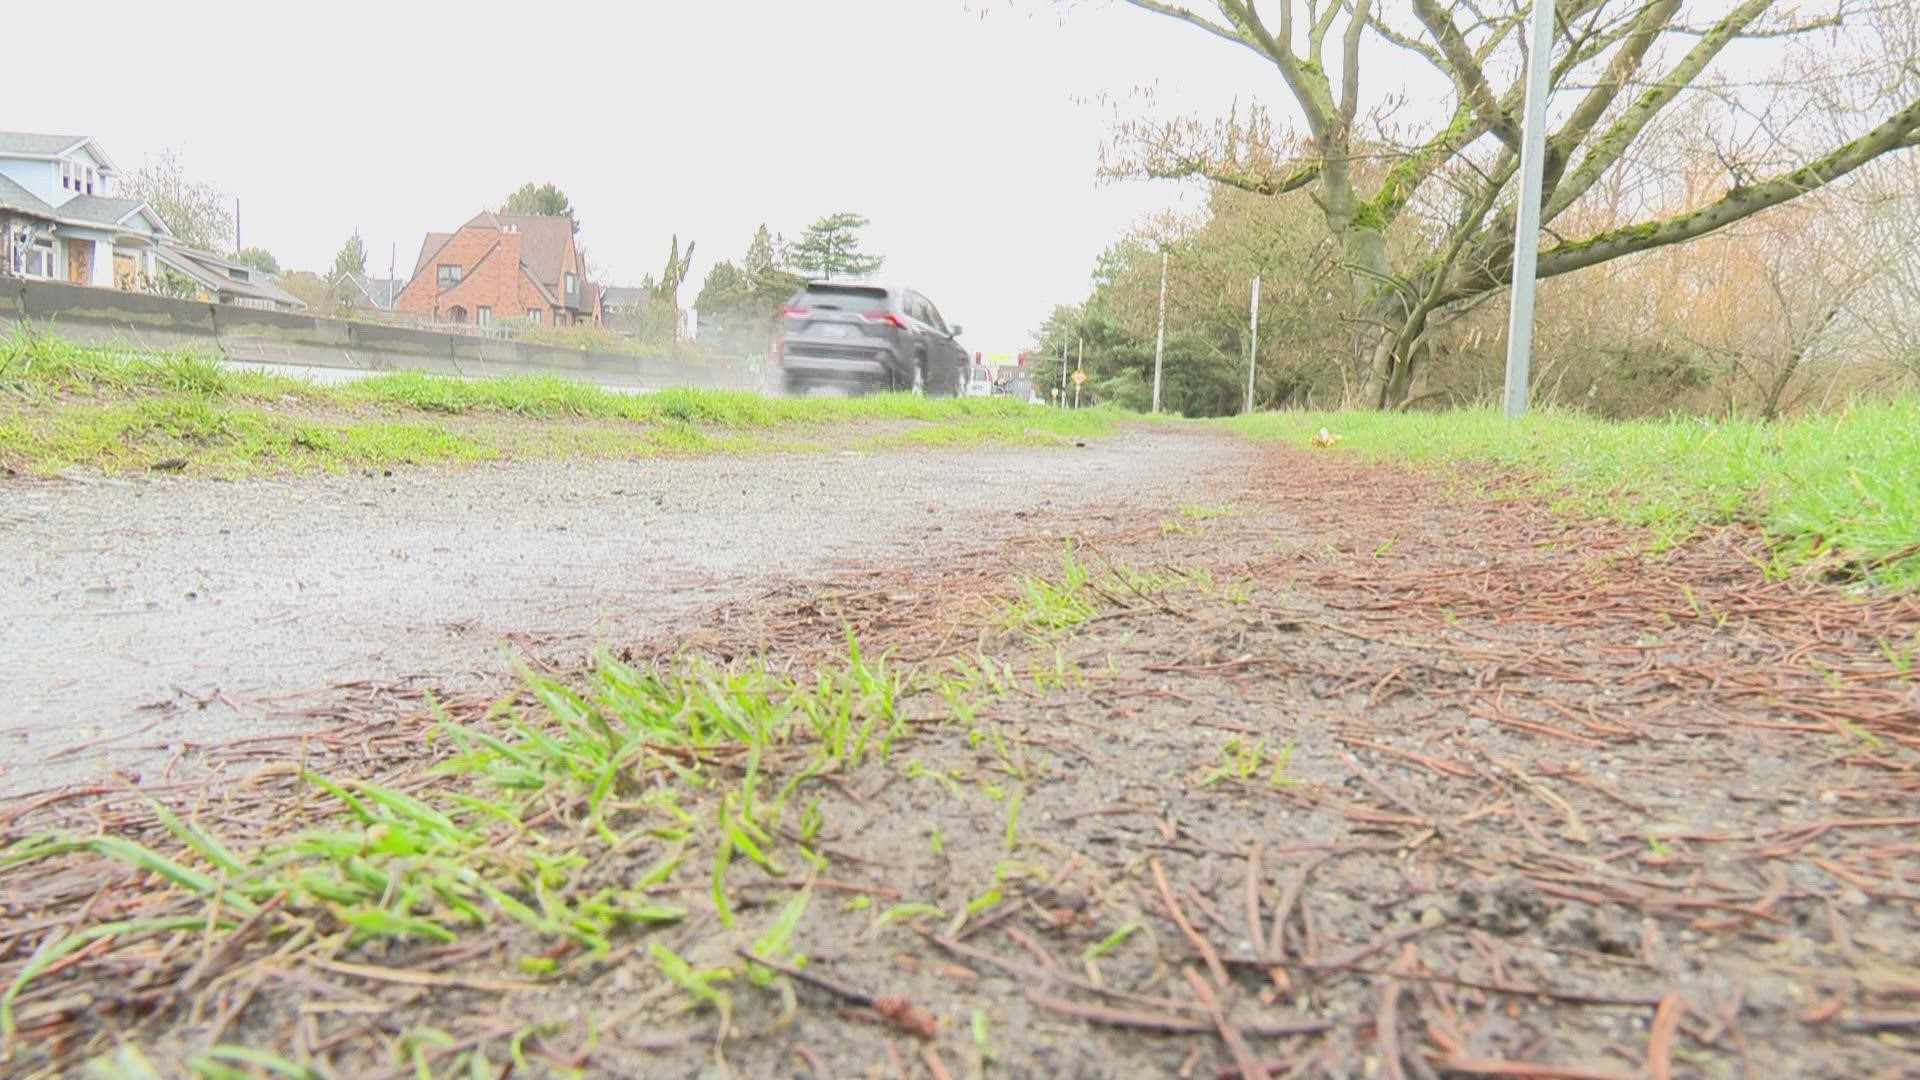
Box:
xmin=1342 ymin=226 xmax=1401 ymax=408
xmin=1760 ymin=304 xmax=1842 ymax=420
xmin=1386 ymin=338 xmax=1427 ymax=405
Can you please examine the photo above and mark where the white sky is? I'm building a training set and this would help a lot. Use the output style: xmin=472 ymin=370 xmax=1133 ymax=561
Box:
xmin=7 ymin=0 xmax=1306 ymax=351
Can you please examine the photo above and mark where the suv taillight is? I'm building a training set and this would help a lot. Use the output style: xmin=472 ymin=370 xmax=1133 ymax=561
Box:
xmin=780 ymin=306 xmax=809 ymax=319
xmin=861 ymin=311 xmax=907 ymax=329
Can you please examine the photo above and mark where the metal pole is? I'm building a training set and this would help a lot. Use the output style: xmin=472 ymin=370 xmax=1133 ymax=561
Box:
xmin=1503 ymin=0 xmax=1557 ymax=419
xmin=1245 ymin=275 xmax=1261 ymax=415
xmin=1076 ymin=335 xmax=1084 ymax=408
xmin=1151 ymin=250 xmax=1167 ymax=413
xmin=1059 ymin=335 xmax=1068 ymax=399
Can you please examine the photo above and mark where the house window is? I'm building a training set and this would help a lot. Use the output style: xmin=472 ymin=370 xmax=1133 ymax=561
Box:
xmin=476 ymin=306 xmax=491 ymax=326
xmin=527 ymin=308 xmax=542 ymax=325
xmin=85 ymin=167 xmax=96 ymax=195
xmin=564 ymin=271 xmax=577 ymax=298
xmin=436 ymin=264 xmax=462 ymax=289
xmin=60 ymin=162 xmax=72 ymax=190
xmin=20 ymin=239 xmax=54 ymax=279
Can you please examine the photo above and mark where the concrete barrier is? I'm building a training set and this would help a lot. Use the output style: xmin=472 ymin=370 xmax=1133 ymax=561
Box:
xmin=11 ymin=280 xmax=221 ymax=354
xmin=214 ymin=306 xmax=347 ymax=369
xmin=3 ymin=278 xmax=765 ymax=392
xmin=343 ymin=321 xmax=460 ymax=376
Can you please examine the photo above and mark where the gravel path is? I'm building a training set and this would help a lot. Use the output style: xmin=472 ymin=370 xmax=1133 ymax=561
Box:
xmin=0 ymin=428 xmax=1234 ymax=794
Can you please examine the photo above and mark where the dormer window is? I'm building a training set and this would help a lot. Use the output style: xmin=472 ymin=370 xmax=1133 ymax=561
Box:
xmin=437 ymin=264 xmax=462 ymax=289
xmin=85 ymin=166 xmax=96 ymax=195
xmin=60 ymin=162 xmax=72 ymax=190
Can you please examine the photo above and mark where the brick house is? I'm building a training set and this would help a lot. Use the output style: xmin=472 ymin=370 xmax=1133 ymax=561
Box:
xmin=394 ymin=211 xmax=601 ymax=328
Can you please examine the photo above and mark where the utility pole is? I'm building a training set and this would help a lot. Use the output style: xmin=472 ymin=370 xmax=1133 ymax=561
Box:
xmin=1503 ymin=0 xmax=1557 ymax=419
xmin=1151 ymin=250 xmax=1167 ymax=413
xmin=1059 ymin=334 xmax=1068 ymax=400
xmin=233 ymin=198 xmax=241 ymax=254
xmin=1245 ymin=275 xmax=1261 ymax=415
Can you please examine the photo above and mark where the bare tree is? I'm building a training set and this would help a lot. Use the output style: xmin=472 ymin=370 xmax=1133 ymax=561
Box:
xmin=1102 ymin=0 xmax=1920 ymax=407
xmin=1837 ymin=154 xmax=1920 ymax=389
xmin=121 ymin=150 xmax=233 ymax=253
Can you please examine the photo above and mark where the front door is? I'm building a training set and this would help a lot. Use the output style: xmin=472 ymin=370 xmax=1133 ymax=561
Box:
xmin=66 ymin=239 xmax=90 ymax=285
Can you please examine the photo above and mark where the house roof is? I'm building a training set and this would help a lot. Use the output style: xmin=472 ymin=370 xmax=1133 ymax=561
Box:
xmin=0 ymin=174 xmax=170 ymax=238
xmin=154 ymin=243 xmax=305 ymax=309
xmin=522 ymin=265 xmax=560 ymax=307
xmin=600 ymin=285 xmax=649 ymax=309
xmin=0 ymin=133 xmax=122 ymax=173
xmin=0 ymin=133 xmax=88 ymax=157
xmin=53 ymin=195 xmax=154 ymax=230
xmin=343 ymin=272 xmax=406 ymax=309
xmin=487 ymin=213 xmax=574 ymax=290
xmin=411 ymin=232 xmax=454 ymax=279
xmin=0 ymin=173 xmax=55 ymax=217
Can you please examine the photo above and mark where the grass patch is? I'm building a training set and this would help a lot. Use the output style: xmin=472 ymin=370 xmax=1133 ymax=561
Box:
xmin=1228 ymin=402 xmax=1920 ymax=589
xmin=0 ymin=622 xmax=1056 ymax=1074
xmin=1003 ymin=542 xmax=1100 ymax=637
xmin=0 ymin=638 xmax=928 ymax=1040
xmin=0 ymin=331 xmax=1126 ymax=474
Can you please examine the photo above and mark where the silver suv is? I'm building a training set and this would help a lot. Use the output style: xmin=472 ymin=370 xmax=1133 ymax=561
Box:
xmin=773 ymin=282 xmax=968 ymax=396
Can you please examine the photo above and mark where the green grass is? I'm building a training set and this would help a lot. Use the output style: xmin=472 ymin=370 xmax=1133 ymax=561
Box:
xmin=0 ymin=637 xmax=931 ymax=1039
xmin=1227 ymin=402 xmax=1920 ymax=589
xmin=0 ymin=332 xmax=1123 ymax=474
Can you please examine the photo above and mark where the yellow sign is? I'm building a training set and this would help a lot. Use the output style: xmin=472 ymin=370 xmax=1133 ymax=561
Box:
xmin=1071 ymin=368 xmax=1087 ymax=386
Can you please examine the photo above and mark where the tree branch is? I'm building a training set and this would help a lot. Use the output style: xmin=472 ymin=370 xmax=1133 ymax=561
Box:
xmin=1412 ymin=0 xmax=1520 ymax=149
xmin=1543 ymin=0 xmax=1772 ymax=221
xmin=1307 ymin=0 xmax=1343 ymax=66
xmin=1462 ymin=96 xmax=1920 ymax=295
xmin=1339 ymin=0 xmax=1376 ymax=131
xmin=1218 ymin=0 xmax=1336 ymax=141
xmin=1120 ymin=0 xmax=1255 ymax=51
xmin=1539 ymin=0 xmax=1682 ymax=194
xmin=1182 ymin=162 xmax=1323 ymax=196
xmin=1365 ymin=9 xmax=1450 ymax=77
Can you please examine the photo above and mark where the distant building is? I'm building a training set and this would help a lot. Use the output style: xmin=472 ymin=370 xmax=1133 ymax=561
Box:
xmin=335 ymin=272 xmax=407 ymax=311
xmin=152 ymin=244 xmax=305 ymax=311
xmin=600 ymin=285 xmax=651 ymax=335
xmin=0 ymin=132 xmax=170 ymax=288
xmin=394 ymin=212 xmax=601 ymax=328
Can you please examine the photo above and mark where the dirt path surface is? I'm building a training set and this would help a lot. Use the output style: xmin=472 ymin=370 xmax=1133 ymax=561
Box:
xmin=3 ymin=439 xmax=1918 ymax=1079
xmin=0 ymin=429 xmax=1232 ymax=794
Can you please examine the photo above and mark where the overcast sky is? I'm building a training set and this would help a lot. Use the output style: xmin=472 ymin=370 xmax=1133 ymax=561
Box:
xmin=8 ymin=0 xmax=1318 ymax=350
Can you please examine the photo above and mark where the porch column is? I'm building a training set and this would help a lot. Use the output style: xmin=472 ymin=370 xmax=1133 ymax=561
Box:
xmin=92 ymin=237 xmax=114 ymax=288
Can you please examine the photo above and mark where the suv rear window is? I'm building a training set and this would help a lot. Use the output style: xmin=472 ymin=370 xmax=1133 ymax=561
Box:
xmin=798 ymin=285 xmax=890 ymax=313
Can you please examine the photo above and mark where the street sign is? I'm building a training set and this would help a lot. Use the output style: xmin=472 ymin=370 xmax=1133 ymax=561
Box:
xmin=1071 ymin=368 xmax=1087 ymax=386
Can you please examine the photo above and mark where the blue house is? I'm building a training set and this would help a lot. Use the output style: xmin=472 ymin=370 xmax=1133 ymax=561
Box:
xmin=0 ymin=132 xmax=171 ymax=288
